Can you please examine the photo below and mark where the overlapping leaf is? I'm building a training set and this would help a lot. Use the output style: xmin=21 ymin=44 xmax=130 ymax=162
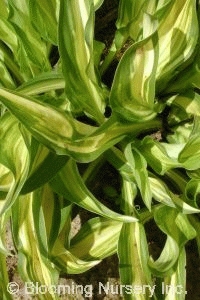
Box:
xmin=28 ymin=0 xmax=59 ymax=45
xmin=178 ymin=116 xmax=200 ymax=169
xmin=149 ymin=175 xmax=200 ymax=214
xmin=163 ymin=248 xmax=187 ymax=300
xmin=51 ymin=243 xmax=100 ymax=274
xmin=168 ymin=91 xmax=200 ymax=118
xmin=116 ymin=0 xmax=146 ymax=42
xmin=69 ymin=217 xmax=122 ymax=260
xmin=124 ymin=144 xmax=152 ymax=210
xmin=0 ymin=113 xmax=30 ymax=215
xmin=118 ymin=180 xmax=154 ymax=300
xmin=0 ymin=42 xmax=24 ymax=86
xmin=31 ymin=184 xmax=71 ymax=255
xmin=156 ymin=0 xmax=199 ymax=92
xmin=21 ymin=143 xmax=68 ymax=194
xmin=59 ymin=0 xmax=106 ymax=123
xmin=16 ymin=72 xmax=65 ymax=96
xmin=11 ymin=192 xmax=59 ymax=298
xmin=118 ymin=222 xmax=155 ymax=300
xmin=7 ymin=0 xmax=51 ymax=77
xmin=149 ymin=206 xmax=196 ymax=276
xmin=0 ymin=88 xmax=161 ymax=162
xmin=139 ymin=137 xmax=183 ymax=175
xmin=0 ymin=59 xmax=16 ymax=89
xmin=14 ymin=185 xmax=97 ymax=276
xmin=110 ymin=28 xmax=159 ymax=122
xmin=50 ymin=159 xmax=137 ymax=222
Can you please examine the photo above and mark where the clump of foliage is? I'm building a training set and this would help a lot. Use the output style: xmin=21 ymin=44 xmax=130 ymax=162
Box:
xmin=0 ymin=0 xmax=200 ymax=299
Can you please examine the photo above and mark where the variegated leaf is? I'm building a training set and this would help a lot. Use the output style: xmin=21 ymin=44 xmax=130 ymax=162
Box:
xmin=0 ymin=88 xmax=161 ymax=162
xmin=29 ymin=0 xmax=59 ymax=45
xmin=70 ymin=217 xmax=122 ymax=260
xmin=11 ymin=192 xmax=60 ymax=294
xmin=149 ymin=206 xmax=196 ymax=276
xmin=156 ymin=0 xmax=198 ymax=92
xmin=110 ymin=31 xmax=159 ymax=122
xmin=50 ymin=159 xmax=138 ymax=222
xmin=0 ymin=113 xmax=30 ymax=215
xmin=59 ymin=0 xmax=106 ymax=123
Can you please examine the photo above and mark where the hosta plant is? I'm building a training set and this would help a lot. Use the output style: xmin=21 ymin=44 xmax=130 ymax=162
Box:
xmin=0 ymin=0 xmax=200 ymax=299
